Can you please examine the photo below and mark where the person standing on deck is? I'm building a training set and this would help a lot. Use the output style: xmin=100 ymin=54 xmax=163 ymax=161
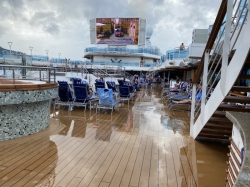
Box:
xmin=180 ymin=43 xmax=185 ymax=50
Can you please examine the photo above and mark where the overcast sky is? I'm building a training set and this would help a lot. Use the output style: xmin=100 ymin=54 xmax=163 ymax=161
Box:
xmin=0 ymin=0 xmax=221 ymax=60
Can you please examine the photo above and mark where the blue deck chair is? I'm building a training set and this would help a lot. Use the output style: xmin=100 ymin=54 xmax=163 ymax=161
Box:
xmin=73 ymin=78 xmax=90 ymax=93
xmin=118 ymin=79 xmax=135 ymax=93
xmin=106 ymin=81 xmax=119 ymax=99
xmin=118 ymin=79 xmax=124 ymax=86
xmin=95 ymin=79 xmax=105 ymax=90
xmin=73 ymin=79 xmax=97 ymax=111
xmin=96 ymin=88 xmax=120 ymax=113
xmin=106 ymin=81 xmax=118 ymax=92
xmin=119 ymin=86 xmax=134 ymax=106
xmin=54 ymin=81 xmax=75 ymax=111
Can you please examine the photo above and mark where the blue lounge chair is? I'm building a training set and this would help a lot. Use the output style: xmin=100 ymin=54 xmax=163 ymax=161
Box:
xmin=96 ymin=88 xmax=120 ymax=113
xmin=118 ymin=79 xmax=135 ymax=93
xmin=54 ymin=81 xmax=75 ymax=111
xmin=95 ymin=79 xmax=105 ymax=90
xmin=106 ymin=81 xmax=118 ymax=92
xmin=73 ymin=79 xmax=97 ymax=111
xmin=119 ymin=86 xmax=134 ymax=106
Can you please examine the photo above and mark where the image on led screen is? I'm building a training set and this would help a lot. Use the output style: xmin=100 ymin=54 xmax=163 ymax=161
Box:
xmin=96 ymin=18 xmax=139 ymax=45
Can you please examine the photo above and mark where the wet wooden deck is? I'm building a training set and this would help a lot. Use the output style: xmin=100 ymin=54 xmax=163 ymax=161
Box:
xmin=0 ymin=85 xmax=228 ymax=187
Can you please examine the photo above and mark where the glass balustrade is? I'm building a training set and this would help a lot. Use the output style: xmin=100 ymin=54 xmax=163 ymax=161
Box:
xmin=166 ymin=47 xmax=189 ymax=60
xmin=92 ymin=61 xmax=155 ymax=67
xmin=85 ymin=46 xmax=160 ymax=55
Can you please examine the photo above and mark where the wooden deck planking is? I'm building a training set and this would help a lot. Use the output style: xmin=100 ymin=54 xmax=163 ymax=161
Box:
xmin=56 ymin=113 xmax=128 ymax=186
xmin=158 ymin=124 xmax=169 ymax=187
xmin=35 ymin=115 xmax=114 ymax=186
xmin=117 ymin=119 xmax=147 ymax=187
xmin=128 ymin=115 xmax=151 ymax=187
xmin=9 ymin=115 xmax=108 ymax=186
xmin=0 ymin=85 xmax=229 ymax=187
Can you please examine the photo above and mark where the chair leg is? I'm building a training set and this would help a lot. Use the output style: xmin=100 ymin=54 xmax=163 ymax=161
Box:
xmin=96 ymin=105 xmax=98 ymax=113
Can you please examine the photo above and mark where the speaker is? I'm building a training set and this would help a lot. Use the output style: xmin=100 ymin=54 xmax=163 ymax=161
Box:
xmin=153 ymin=59 xmax=157 ymax=62
xmin=141 ymin=57 xmax=144 ymax=60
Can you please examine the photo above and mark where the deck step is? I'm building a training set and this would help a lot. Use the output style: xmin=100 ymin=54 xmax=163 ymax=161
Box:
xmin=223 ymin=96 xmax=250 ymax=104
xmin=201 ymin=128 xmax=232 ymax=135
xmin=208 ymin=117 xmax=232 ymax=125
xmin=212 ymin=111 xmax=226 ymax=118
xmin=198 ymin=133 xmax=230 ymax=139
xmin=205 ymin=123 xmax=232 ymax=130
xmin=231 ymin=86 xmax=250 ymax=92
xmin=217 ymin=104 xmax=250 ymax=112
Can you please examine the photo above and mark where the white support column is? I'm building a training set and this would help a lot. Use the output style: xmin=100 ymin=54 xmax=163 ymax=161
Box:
xmin=190 ymin=84 xmax=197 ymax=137
xmin=220 ymin=0 xmax=233 ymax=96
xmin=201 ymin=51 xmax=209 ymax=124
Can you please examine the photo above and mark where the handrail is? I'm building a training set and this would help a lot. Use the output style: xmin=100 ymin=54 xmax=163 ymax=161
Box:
xmin=193 ymin=0 xmax=227 ymax=83
xmin=147 ymin=66 xmax=155 ymax=78
xmin=92 ymin=67 xmax=116 ymax=81
xmin=0 ymin=64 xmax=55 ymax=70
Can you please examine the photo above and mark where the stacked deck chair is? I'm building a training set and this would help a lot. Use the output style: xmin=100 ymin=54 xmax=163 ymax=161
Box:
xmin=96 ymin=88 xmax=120 ymax=114
xmin=95 ymin=79 xmax=105 ymax=91
xmin=73 ymin=78 xmax=98 ymax=111
xmin=54 ymin=81 xmax=75 ymax=111
xmin=119 ymin=86 xmax=134 ymax=106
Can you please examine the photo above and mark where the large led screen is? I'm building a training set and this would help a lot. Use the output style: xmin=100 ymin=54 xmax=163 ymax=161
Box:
xmin=96 ymin=18 xmax=139 ymax=45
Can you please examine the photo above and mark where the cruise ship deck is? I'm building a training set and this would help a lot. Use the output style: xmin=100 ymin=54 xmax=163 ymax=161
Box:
xmin=0 ymin=85 xmax=228 ymax=187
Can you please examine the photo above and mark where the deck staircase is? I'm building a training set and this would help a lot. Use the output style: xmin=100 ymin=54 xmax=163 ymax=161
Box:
xmin=190 ymin=0 xmax=250 ymax=142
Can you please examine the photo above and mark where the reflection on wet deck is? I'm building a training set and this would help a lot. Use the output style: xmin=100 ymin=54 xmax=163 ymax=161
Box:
xmin=0 ymin=85 xmax=228 ymax=187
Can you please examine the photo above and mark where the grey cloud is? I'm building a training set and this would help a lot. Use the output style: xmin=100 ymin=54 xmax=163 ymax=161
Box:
xmin=30 ymin=11 xmax=57 ymax=25
xmin=43 ymin=23 xmax=60 ymax=35
xmin=0 ymin=25 xmax=6 ymax=38
xmin=5 ymin=0 xmax=24 ymax=9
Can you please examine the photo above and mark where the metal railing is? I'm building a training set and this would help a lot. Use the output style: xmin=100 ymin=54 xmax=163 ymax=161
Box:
xmin=147 ymin=67 xmax=156 ymax=78
xmin=0 ymin=65 xmax=57 ymax=83
xmin=91 ymin=67 xmax=116 ymax=82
